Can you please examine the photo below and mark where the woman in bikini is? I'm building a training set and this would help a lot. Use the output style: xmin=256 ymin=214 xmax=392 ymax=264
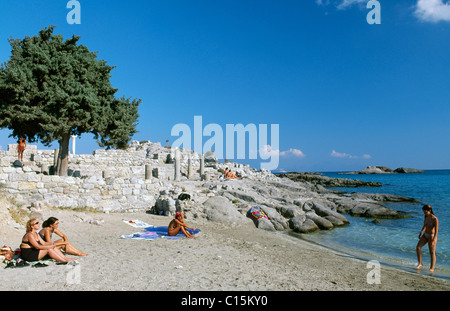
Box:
xmin=40 ymin=217 xmax=88 ymax=257
xmin=416 ymin=205 xmax=439 ymax=272
xmin=168 ymin=212 xmax=196 ymax=238
xmin=20 ymin=218 xmax=75 ymax=263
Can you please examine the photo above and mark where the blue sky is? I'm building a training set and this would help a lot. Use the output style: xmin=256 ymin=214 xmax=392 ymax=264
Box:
xmin=0 ymin=0 xmax=449 ymax=172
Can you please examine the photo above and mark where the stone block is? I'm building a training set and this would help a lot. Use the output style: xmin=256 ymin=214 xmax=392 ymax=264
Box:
xmin=82 ymin=183 xmax=95 ymax=190
xmin=18 ymin=182 xmax=36 ymax=190
xmin=26 ymin=173 xmax=41 ymax=182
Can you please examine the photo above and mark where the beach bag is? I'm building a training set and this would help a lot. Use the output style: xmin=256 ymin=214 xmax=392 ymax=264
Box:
xmin=0 ymin=246 xmax=14 ymax=261
xmin=178 ymin=193 xmax=191 ymax=201
xmin=249 ymin=206 xmax=268 ymax=220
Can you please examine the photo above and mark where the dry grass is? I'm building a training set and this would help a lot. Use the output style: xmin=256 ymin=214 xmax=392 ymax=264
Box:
xmin=0 ymin=191 xmax=30 ymax=226
xmin=51 ymin=205 xmax=103 ymax=214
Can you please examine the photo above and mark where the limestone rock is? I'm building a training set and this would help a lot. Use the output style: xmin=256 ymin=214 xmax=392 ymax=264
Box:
xmin=204 ymin=151 xmax=218 ymax=163
xmin=154 ymin=197 xmax=176 ymax=216
xmin=289 ymin=214 xmax=320 ymax=233
xmin=343 ymin=166 xmax=424 ymax=175
xmin=349 ymin=202 xmax=408 ymax=219
xmin=258 ymin=205 xmax=288 ymax=231
xmin=306 ymin=211 xmax=334 ymax=230
xmin=394 ymin=167 xmax=425 ymax=174
xmin=310 ymin=201 xmax=349 ymax=225
xmin=203 ymin=196 xmax=250 ymax=224
xmin=255 ymin=217 xmax=276 ymax=231
xmin=278 ymin=172 xmax=382 ymax=187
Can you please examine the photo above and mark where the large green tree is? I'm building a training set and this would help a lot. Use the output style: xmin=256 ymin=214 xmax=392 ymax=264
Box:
xmin=0 ymin=26 xmax=141 ymax=176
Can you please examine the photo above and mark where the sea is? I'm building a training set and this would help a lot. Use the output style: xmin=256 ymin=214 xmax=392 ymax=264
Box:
xmin=295 ymin=169 xmax=450 ymax=280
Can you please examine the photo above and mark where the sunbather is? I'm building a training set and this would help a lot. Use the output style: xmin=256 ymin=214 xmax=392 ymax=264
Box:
xmin=40 ymin=217 xmax=88 ymax=256
xmin=168 ymin=212 xmax=196 ymax=238
xmin=225 ymin=168 xmax=241 ymax=179
xmin=20 ymin=218 xmax=75 ymax=263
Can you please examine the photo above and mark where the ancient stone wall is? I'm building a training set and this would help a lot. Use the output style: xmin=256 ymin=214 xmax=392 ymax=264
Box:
xmin=0 ymin=141 xmax=229 ymax=212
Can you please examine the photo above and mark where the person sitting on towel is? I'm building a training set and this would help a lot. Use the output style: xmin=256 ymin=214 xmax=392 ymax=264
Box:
xmin=168 ymin=212 xmax=196 ymax=238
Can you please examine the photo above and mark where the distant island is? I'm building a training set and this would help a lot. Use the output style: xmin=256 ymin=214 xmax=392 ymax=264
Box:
xmin=338 ymin=166 xmax=425 ymax=175
xmin=276 ymin=172 xmax=382 ymax=187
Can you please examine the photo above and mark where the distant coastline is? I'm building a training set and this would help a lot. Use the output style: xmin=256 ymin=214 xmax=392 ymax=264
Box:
xmin=275 ymin=171 xmax=382 ymax=188
xmin=337 ymin=166 xmax=425 ymax=175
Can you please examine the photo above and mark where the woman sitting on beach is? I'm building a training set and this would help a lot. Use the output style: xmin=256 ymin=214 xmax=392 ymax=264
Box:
xmin=168 ymin=212 xmax=196 ymax=238
xmin=416 ymin=204 xmax=439 ymax=272
xmin=39 ymin=217 xmax=88 ymax=257
xmin=20 ymin=218 xmax=75 ymax=263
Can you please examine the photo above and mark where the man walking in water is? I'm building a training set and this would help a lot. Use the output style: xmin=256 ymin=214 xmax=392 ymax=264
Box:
xmin=17 ymin=137 xmax=27 ymax=162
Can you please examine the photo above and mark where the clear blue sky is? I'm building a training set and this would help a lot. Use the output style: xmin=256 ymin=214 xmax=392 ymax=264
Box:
xmin=0 ymin=0 xmax=449 ymax=172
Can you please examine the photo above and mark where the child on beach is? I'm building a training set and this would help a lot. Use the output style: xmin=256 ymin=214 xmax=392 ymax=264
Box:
xmin=416 ymin=205 xmax=439 ymax=272
xmin=168 ymin=212 xmax=196 ymax=238
xmin=40 ymin=217 xmax=88 ymax=257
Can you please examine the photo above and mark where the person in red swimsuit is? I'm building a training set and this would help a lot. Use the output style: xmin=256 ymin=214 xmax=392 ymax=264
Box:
xmin=17 ymin=137 xmax=27 ymax=162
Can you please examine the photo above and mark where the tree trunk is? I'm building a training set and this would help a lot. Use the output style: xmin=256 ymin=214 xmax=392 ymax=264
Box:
xmin=57 ymin=133 xmax=71 ymax=176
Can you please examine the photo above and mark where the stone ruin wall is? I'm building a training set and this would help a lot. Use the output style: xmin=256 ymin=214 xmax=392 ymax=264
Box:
xmin=0 ymin=141 xmax=234 ymax=212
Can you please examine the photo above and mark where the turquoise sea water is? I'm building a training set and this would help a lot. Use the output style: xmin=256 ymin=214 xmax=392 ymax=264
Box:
xmin=299 ymin=169 xmax=450 ymax=279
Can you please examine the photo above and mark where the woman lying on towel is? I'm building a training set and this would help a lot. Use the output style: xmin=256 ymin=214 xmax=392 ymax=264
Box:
xmin=20 ymin=218 xmax=75 ymax=263
xmin=40 ymin=217 xmax=88 ymax=257
xmin=168 ymin=212 xmax=197 ymax=238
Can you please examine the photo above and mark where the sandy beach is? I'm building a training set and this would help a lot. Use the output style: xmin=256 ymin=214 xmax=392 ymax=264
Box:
xmin=1 ymin=205 xmax=449 ymax=292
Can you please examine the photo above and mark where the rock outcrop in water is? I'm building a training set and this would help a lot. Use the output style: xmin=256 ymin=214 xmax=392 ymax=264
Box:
xmin=277 ymin=172 xmax=382 ymax=187
xmin=341 ymin=166 xmax=425 ymax=175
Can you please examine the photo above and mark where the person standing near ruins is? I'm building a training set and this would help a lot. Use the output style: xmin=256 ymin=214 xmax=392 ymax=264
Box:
xmin=17 ymin=136 xmax=27 ymax=162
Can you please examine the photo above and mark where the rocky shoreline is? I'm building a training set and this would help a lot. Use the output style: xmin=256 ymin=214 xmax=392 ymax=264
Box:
xmin=0 ymin=141 xmax=418 ymax=237
xmin=149 ymin=172 xmax=416 ymax=235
